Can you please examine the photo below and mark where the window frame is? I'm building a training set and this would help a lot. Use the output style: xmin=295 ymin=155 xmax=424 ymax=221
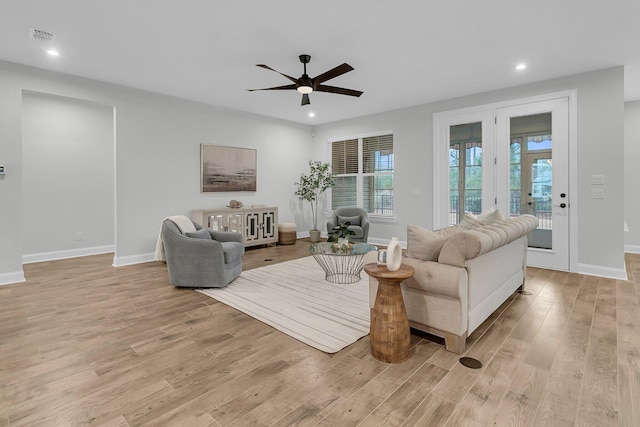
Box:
xmin=328 ymin=131 xmax=395 ymax=220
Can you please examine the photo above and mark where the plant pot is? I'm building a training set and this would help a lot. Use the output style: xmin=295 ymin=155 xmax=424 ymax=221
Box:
xmin=309 ymin=229 xmax=322 ymax=243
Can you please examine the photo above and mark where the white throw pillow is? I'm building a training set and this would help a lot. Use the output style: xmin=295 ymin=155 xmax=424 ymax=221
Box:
xmin=460 ymin=208 xmax=505 ymax=229
xmin=479 ymin=208 xmax=505 ymax=224
xmin=460 ymin=213 xmax=487 ymax=229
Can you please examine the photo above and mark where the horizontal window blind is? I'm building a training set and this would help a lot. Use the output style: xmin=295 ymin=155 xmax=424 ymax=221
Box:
xmin=331 ymin=139 xmax=358 ymax=174
xmin=363 ymin=134 xmax=394 ymax=174
xmin=332 ymin=176 xmax=357 ymax=208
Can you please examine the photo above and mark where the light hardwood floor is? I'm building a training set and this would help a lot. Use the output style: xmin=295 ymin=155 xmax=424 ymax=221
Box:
xmin=1 ymin=240 xmax=639 ymax=426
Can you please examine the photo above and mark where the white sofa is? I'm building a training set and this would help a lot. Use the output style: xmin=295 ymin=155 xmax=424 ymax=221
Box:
xmin=367 ymin=213 xmax=538 ymax=353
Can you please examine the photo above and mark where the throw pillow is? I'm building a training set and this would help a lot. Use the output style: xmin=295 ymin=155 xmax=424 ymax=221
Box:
xmin=460 ymin=213 xmax=488 ymax=229
xmin=406 ymin=224 xmax=465 ymax=261
xmin=478 ymin=208 xmax=505 ymax=224
xmin=185 ymin=229 xmax=212 ymax=239
xmin=337 ymin=215 xmax=361 ymax=226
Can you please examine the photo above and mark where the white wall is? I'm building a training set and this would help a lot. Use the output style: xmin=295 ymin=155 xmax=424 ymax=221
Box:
xmin=21 ymin=91 xmax=115 ymax=261
xmin=625 ymin=100 xmax=640 ymax=253
xmin=111 ymin=91 xmax=312 ymax=265
xmin=313 ymin=67 xmax=626 ymax=278
xmin=0 ymin=60 xmax=313 ymax=283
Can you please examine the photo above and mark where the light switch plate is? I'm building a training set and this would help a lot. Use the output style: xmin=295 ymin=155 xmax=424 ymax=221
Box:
xmin=591 ymin=174 xmax=604 ymax=185
xmin=591 ymin=188 xmax=604 ymax=199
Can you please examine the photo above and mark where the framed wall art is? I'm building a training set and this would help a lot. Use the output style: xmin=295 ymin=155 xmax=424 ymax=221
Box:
xmin=200 ymin=144 xmax=257 ymax=192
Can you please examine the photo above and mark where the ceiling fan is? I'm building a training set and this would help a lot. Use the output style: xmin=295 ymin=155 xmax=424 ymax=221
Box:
xmin=248 ymin=54 xmax=363 ymax=106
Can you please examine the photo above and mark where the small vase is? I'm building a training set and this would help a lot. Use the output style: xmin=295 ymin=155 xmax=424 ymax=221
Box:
xmin=309 ymin=229 xmax=321 ymax=243
xmin=386 ymin=237 xmax=402 ymax=271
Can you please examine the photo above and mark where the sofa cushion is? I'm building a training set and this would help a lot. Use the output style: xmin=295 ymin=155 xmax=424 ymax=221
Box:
xmin=407 ymin=224 xmax=465 ymax=261
xmin=185 ymin=229 xmax=212 ymax=240
xmin=338 ymin=215 xmax=361 ymax=226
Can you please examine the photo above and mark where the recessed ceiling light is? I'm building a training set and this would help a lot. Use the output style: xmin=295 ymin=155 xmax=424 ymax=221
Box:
xmin=47 ymin=49 xmax=60 ymax=57
xmin=308 ymin=112 xmax=315 ymax=118
xmin=516 ymin=63 xmax=527 ymax=71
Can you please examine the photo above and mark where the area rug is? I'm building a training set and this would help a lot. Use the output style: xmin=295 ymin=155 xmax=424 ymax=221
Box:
xmin=197 ymin=256 xmax=370 ymax=353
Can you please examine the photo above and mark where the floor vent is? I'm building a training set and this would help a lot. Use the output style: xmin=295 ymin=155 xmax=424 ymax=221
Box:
xmin=29 ymin=28 xmax=56 ymax=42
xmin=459 ymin=357 xmax=483 ymax=369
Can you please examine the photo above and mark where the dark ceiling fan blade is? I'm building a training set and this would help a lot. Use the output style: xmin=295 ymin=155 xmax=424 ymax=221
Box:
xmin=312 ymin=63 xmax=354 ymax=85
xmin=256 ymin=64 xmax=298 ymax=83
xmin=247 ymin=84 xmax=297 ymax=92
xmin=301 ymin=93 xmax=310 ymax=106
xmin=315 ymin=84 xmax=363 ymax=97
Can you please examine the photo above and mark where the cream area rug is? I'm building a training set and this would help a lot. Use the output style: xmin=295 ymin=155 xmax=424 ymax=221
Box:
xmin=197 ymin=256 xmax=370 ymax=353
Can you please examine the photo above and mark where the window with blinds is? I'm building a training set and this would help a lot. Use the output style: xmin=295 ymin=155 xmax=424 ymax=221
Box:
xmin=331 ymin=133 xmax=394 ymax=215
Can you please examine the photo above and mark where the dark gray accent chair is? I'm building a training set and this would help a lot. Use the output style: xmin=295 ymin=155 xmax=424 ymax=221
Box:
xmin=326 ymin=207 xmax=370 ymax=243
xmin=161 ymin=219 xmax=244 ymax=288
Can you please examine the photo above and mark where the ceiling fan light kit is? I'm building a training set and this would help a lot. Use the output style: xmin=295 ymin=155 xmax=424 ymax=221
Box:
xmin=249 ymin=54 xmax=363 ymax=106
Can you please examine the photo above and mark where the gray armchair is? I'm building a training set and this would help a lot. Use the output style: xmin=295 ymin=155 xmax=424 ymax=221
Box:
xmin=161 ymin=219 xmax=244 ymax=288
xmin=326 ymin=207 xmax=370 ymax=243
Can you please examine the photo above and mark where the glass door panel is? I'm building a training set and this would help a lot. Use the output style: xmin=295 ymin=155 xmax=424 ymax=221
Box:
xmin=509 ymin=113 xmax=553 ymax=250
xmin=449 ymin=122 xmax=482 ymax=225
xmin=526 ymin=155 xmax=553 ymax=249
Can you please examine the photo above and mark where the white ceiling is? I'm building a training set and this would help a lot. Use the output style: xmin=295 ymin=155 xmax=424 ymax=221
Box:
xmin=2 ymin=1 xmax=640 ymax=125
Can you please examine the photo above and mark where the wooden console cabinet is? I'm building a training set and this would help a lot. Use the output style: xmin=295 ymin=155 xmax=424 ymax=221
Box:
xmin=192 ymin=207 xmax=278 ymax=247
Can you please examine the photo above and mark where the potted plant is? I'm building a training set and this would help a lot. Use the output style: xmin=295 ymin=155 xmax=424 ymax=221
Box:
xmin=328 ymin=221 xmax=355 ymax=244
xmin=295 ymin=160 xmax=335 ymax=243
xmin=328 ymin=221 xmax=355 ymax=252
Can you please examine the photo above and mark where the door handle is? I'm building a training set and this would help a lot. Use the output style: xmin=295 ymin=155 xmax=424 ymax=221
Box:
xmin=554 ymin=203 xmax=567 ymax=208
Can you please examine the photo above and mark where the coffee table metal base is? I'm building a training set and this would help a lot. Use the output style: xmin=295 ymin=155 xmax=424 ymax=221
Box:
xmin=309 ymin=242 xmax=378 ymax=285
xmin=311 ymin=253 xmax=367 ymax=284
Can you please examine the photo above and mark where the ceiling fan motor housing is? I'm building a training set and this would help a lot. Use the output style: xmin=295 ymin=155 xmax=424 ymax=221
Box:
xmin=249 ymin=54 xmax=362 ymax=106
xmin=297 ymin=75 xmax=313 ymax=93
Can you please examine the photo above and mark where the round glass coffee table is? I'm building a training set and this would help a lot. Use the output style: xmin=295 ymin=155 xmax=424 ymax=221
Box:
xmin=309 ymin=242 xmax=378 ymax=284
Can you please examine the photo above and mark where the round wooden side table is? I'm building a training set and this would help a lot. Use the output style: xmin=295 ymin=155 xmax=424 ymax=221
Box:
xmin=364 ymin=263 xmax=415 ymax=363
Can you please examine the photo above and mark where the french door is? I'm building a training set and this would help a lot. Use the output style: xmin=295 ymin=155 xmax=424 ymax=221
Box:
xmin=496 ymin=99 xmax=569 ymax=270
xmin=434 ymin=96 xmax=571 ymax=270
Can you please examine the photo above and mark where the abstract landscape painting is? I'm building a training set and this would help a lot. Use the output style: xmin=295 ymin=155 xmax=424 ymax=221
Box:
xmin=201 ymin=145 xmax=257 ymax=192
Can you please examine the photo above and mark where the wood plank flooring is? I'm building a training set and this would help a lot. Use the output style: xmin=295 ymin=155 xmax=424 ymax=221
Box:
xmin=1 ymin=240 xmax=639 ymax=426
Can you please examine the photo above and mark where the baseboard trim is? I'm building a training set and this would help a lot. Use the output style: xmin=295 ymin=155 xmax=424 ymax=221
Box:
xmin=112 ymin=252 xmax=155 ymax=267
xmin=576 ymin=262 xmax=627 ymax=280
xmin=625 ymin=244 xmax=640 ymax=254
xmin=0 ymin=270 xmax=25 ymax=286
xmin=22 ymin=245 xmax=115 ymax=264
